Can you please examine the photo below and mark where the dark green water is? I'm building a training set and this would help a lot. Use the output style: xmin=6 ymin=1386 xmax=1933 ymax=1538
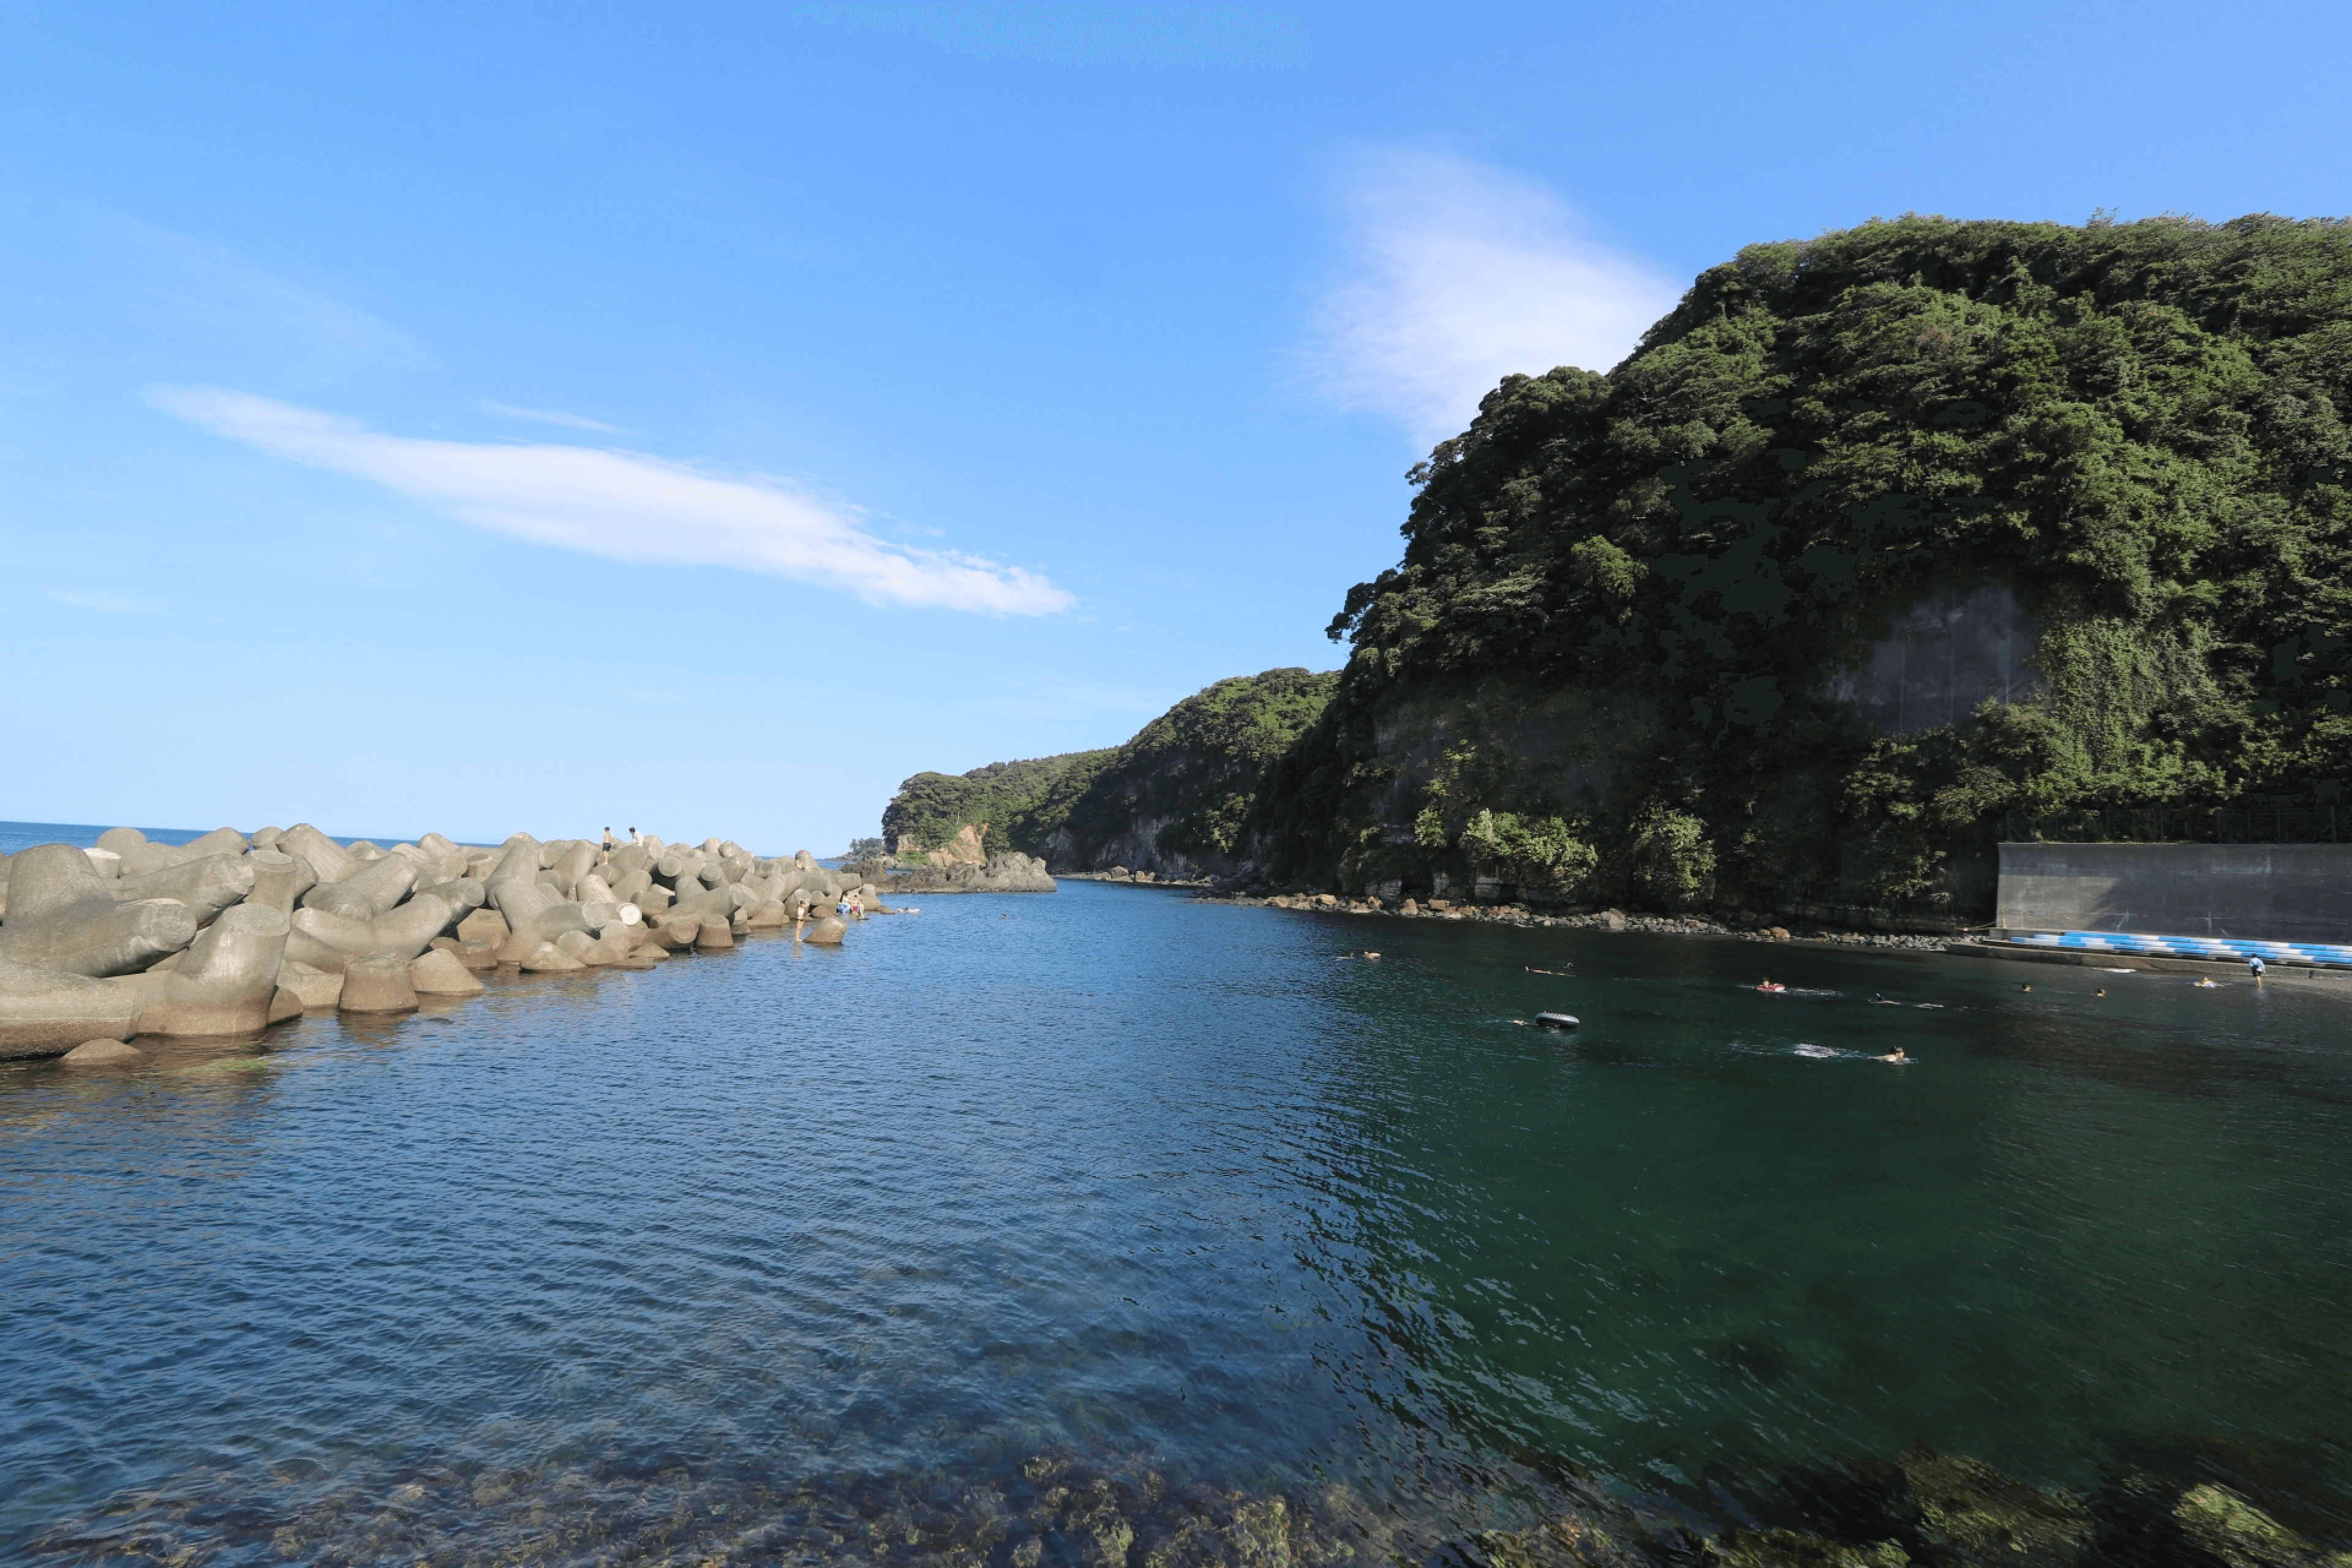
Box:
xmin=2 ymin=879 xmax=2346 ymax=1564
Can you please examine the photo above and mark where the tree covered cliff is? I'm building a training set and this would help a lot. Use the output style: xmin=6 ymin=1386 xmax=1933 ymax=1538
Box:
xmin=1259 ymin=213 xmax=2352 ymax=916
xmin=881 ymin=668 xmax=1338 ymax=874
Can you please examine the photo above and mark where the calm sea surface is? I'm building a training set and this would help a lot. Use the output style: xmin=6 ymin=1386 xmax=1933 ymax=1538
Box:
xmin=2 ymin=832 xmax=2348 ymax=1563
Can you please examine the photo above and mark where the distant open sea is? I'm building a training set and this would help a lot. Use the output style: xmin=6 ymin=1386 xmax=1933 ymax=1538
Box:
xmin=0 ymin=821 xmax=417 ymax=856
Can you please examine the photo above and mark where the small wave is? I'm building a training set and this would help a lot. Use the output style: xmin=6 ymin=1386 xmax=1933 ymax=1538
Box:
xmin=1792 ymin=1044 xmax=1842 ymax=1058
xmin=1784 ymin=987 xmax=1841 ymax=997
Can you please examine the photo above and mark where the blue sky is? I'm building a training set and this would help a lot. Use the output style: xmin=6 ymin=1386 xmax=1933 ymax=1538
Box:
xmin=4 ymin=1 xmax=2346 ymax=851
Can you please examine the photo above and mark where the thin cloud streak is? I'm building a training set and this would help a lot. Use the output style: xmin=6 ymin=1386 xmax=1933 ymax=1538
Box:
xmin=153 ymin=390 xmax=1074 ymax=614
xmin=1306 ymin=151 xmax=1683 ymax=447
xmin=481 ymin=399 xmax=625 ymax=432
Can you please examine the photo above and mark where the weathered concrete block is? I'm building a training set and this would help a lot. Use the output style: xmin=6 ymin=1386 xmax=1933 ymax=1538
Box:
xmin=83 ymin=847 xmax=122 ymax=880
xmin=519 ymin=941 xmax=584 ymax=972
xmin=0 ymin=954 xmax=144 ymax=1057
xmin=747 ymin=902 xmax=788 ymax=928
xmin=278 ymin=824 xmax=357 ymax=886
xmin=63 ymin=1037 xmax=148 ymax=1064
xmin=119 ymin=903 xmax=292 ymax=1037
xmin=291 ymin=893 xmax=456 ymax=962
xmin=554 ymin=929 xmax=595 ymax=957
xmin=409 ymin=948 xmax=485 ymax=995
xmin=0 ymin=896 xmax=197 ymax=978
xmin=418 ymin=832 xmax=459 ymax=858
xmin=181 ymin=827 xmax=252 ymax=859
xmin=695 ymin=920 xmax=734 ymax=949
xmin=801 ymin=915 xmax=846 ymax=945
xmin=456 ymin=909 xmax=510 ymax=949
xmin=340 ymin=955 xmax=419 ymax=1013
xmin=417 ymin=878 xmax=487 ymax=914
xmin=117 ymin=841 xmax=190 ymax=878
xmin=281 ymin=925 xmax=350 ymax=972
xmin=431 ymin=938 xmax=498 ymax=971
xmin=552 ymin=841 xmax=597 ymax=895
xmin=6 ymin=843 xmax=116 ymax=924
xmin=244 ymin=849 xmax=318 ymax=914
xmin=252 ymin=826 xmax=283 ymax=851
xmin=113 ymin=854 xmax=256 ymax=925
xmin=268 ymin=986 xmax=304 ymax=1025
xmin=96 ymin=826 xmax=148 ymax=855
xmin=304 ymin=853 xmax=417 ymax=921
xmin=276 ymin=962 xmax=344 ymax=1009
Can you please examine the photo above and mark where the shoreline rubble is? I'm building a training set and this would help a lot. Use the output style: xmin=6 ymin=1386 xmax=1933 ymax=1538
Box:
xmin=0 ymin=826 xmax=891 ymax=1060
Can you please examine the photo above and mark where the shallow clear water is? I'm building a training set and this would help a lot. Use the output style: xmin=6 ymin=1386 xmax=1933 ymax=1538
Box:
xmin=3 ymin=868 xmax=2348 ymax=1562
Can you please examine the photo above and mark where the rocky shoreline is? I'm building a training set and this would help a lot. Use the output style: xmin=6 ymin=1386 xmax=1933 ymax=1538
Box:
xmin=0 ymin=826 xmax=889 ymax=1060
xmin=1188 ymin=886 xmax=1955 ymax=949
xmin=74 ymin=1436 xmax=2348 ymax=1568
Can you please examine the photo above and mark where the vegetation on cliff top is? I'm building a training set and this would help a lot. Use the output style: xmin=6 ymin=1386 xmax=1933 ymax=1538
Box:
xmin=1261 ymin=212 xmax=2352 ymax=912
xmin=881 ymin=751 xmax=1112 ymax=858
xmin=880 ymin=669 xmax=1338 ymax=872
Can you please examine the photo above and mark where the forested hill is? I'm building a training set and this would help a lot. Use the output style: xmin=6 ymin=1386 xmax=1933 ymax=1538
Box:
xmin=881 ymin=668 xmax=1338 ymax=876
xmin=1256 ymin=213 xmax=2352 ymax=921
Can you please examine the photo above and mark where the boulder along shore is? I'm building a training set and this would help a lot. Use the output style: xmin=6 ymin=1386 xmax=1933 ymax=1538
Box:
xmin=0 ymin=826 xmax=891 ymax=1060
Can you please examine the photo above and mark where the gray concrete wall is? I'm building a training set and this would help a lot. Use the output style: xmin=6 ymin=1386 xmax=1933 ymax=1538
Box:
xmin=1997 ymin=842 xmax=2352 ymax=942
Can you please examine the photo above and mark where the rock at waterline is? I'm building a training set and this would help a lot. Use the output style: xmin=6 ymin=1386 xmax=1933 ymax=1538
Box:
xmin=62 ymin=1038 xmax=146 ymax=1065
xmin=340 ymin=955 xmax=421 ymax=1014
xmin=802 ymin=916 xmax=847 ymax=946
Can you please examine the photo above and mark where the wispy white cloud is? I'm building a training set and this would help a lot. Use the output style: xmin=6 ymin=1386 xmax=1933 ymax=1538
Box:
xmin=481 ymin=400 xmax=625 ymax=433
xmin=151 ymin=389 xmax=1074 ymax=614
xmin=1304 ymin=151 xmax=1683 ymax=447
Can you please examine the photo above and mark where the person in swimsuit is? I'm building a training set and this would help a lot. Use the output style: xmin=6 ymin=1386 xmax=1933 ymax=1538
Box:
xmin=1877 ymin=1047 xmax=1912 ymax=1063
xmin=601 ymin=826 xmax=614 ymax=863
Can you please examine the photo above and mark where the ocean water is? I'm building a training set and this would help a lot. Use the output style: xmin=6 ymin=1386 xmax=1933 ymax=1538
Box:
xmin=2 ymin=864 xmax=2347 ymax=1564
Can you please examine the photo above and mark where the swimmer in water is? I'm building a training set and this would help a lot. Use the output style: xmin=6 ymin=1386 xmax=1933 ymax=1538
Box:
xmin=1877 ymin=1047 xmax=1912 ymax=1063
xmin=2194 ymin=977 xmax=2220 ymax=989
xmin=2096 ymin=987 xmax=2107 ymax=997
xmin=2021 ymin=983 xmax=2032 ymax=992
xmin=1871 ymin=992 xmax=1900 ymax=1006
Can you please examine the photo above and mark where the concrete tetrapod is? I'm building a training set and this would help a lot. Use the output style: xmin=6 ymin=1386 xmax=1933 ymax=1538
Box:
xmin=116 ymin=903 xmax=292 ymax=1037
xmin=276 ymin=962 xmax=344 ymax=1011
xmin=304 ymin=853 xmax=417 ymax=921
xmin=430 ymin=938 xmax=499 ymax=971
xmin=456 ymin=910 xmax=510 ymax=950
xmin=0 ymin=897 xmax=198 ymax=978
xmin=277 ymin=824 xmax=357 ymax=886
xmin=112 ymin=854 xmax=257 ymax=925
xmin=0 ymin=954 xmax=146 ymax=1056
xmin=408 ymin=948 xmax=485 ymax=995
xmin=292 ymin=894 xmax=458 ymax=963
xmin=339 ymin=955 xmax=420 ymax=1014
xmin=801 ymin=915 xmax=847 ymax=946
xmin=246 ymin=850 xmax=318 ymax=914
xmin=4 ymin=843 xmax=118 ymax=925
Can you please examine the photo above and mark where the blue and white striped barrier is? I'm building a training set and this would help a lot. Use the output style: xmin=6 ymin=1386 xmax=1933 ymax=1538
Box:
xmin=2010 ymin=930 xmax=2352 ymax=968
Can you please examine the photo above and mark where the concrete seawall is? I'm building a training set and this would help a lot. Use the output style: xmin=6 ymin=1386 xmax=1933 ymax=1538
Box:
xmin=1997 ymin=842 xmax=2352 ymax=943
